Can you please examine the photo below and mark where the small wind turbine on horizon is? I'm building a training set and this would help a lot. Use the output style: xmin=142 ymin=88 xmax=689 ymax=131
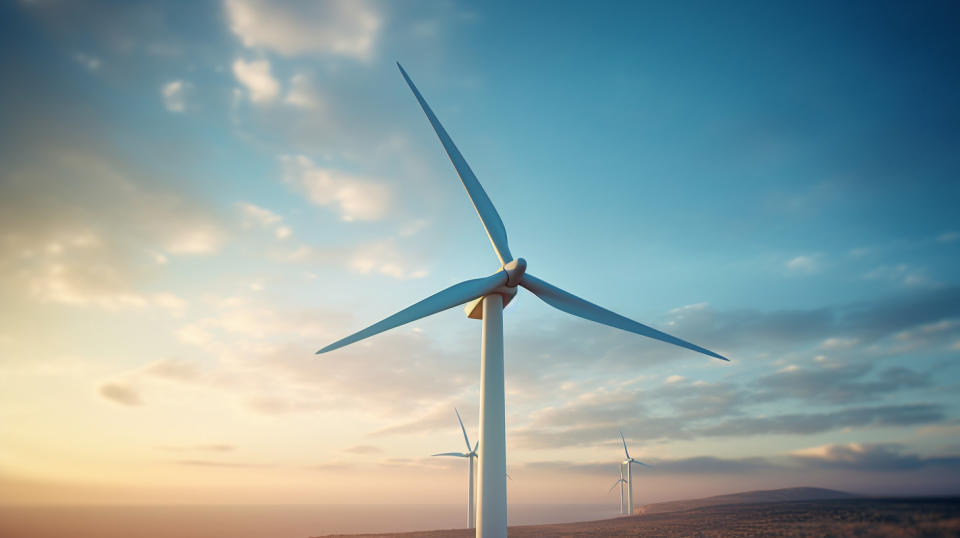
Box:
xmin=432 ymin=408 xmax=479 ymax=529
xmin=619 ymin=430 xmax=649 ymax=516
xmin=608 ymin=464 xmax=628 ymax=514
xmin=317 ymin=62 xmax=727 ymax=538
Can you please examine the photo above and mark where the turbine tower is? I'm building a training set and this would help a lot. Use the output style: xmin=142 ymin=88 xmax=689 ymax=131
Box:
xmin=432 ymin=408 xmax=479 ymax=528
xmin=619 ymin=430 xmax=649 ymax=516
xmin=608 ymin=464 xmax=628 ymax=514
xmin=317 ymin=63 xmax=727 ymax=538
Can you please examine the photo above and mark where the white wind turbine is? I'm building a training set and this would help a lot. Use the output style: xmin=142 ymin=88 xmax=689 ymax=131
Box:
xmin=608 ymin=464 xmax=628 ymax=514
xmin=432 ymin=408 xmax=479 ymax=528
xmin=317 ymin=63 xmax=727 ymax=538
xmin=619 ymin=430 xmax=649 ymax=516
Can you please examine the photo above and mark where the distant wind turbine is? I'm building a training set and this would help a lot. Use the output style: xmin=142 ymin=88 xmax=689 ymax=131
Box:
xmin=608 ymin=464 xmax=628 ymax=514
xmin=619 ymin=430 xmax=649 ymax=515
xmin=432 ymin=408 xmax=479 ymax=528
xmin=317 ymin=62 xmax=727 ymax=538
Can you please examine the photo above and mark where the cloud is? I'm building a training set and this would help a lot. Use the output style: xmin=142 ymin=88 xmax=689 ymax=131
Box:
xmin=167 ymin=229 xmax=221 ymax=254
xmin=160 ymin=444 xmax=236 ymax=453
xmin=21 ymin=250 xmax=189 ymax=310
xmin=143 ymin=358 xmax=201 ymax=381
xmin=694 ymin=404 xmax=944 ymax=438
xmin=792 ymin=443 xmax=960 ymax=472
xmin=238 ymin=202 xmax=281 ymax=227
xmin=820 ymin=337 xmax=859 ymax=350
xmin=865 ymin=264 xmax=938 ymax=288
xmin=752 ymin=364 xmax=931 ymax=405
xmin=280 ymin=155 xmax=390 ymax=221
xmin=224 ymin=0 xmax=381 ymax=60
xmin=162 ymin=295 xmax=482 ymax=417
xmin=308 ymin=462 xmax=357 ymax=471
xmin=284 ymin=72 xmax=322 ymax=110
xmin=370 ymin=405 xmax=475 ymax=438
xmin=936 ymin=231 xmax=959 ymax=243
xmin=173 ymin=460 xmax=271 ymax=468
xmin=193 ymin=444 xmax=236 ymax=452
xmin=646 ymin=456 xmax=776 ymax=474
xmin=507 ymin=373 xmax=943 ymax=449
xmin=72 ymin=52 xmax=101 ymax=71
xmin=658 ymin=286 xmax=960 ymax=353
xmin=237 ymin=202 xmax=292 ymax=239
xmin=894 ymin=318 xmax=960 ymax=345
xmin=99 ymin=382 xmax=142 ymax=406
xmin=161 ymin=80 xmax=187 ymax=112
xmin=343 ymin=445 xmax=382 ymax=455
xmin=232 ymin=58 xmax=280 ymax=104
xmin=347 ymin=241 xmax=428 ymax=280
xmin=785 ymin=254 xmax=821 ymax=274
xmin=0 ymin=145 xmax=224 ymax=313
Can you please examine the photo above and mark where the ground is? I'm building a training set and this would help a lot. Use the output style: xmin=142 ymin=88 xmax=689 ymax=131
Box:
xmin=317 ymin=497 xmax=960 ymax=537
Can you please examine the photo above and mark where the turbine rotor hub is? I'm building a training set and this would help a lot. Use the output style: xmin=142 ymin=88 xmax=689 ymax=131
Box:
xmin=502 ymin=257 xmax=527 ymax=287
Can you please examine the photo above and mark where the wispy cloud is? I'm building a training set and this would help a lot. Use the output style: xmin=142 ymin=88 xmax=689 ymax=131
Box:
xmin=785 ymin=254 xmax=822 ymax=274
xmin=936 ymin=231 xmax=960 ymax=244
xmin=865 ymin=264 xmax=938 ymax=288
xmin=792 ymin=443 xmax=960 ymax=471
xmin=348 ymin=241 xmax=428 ymax=280
xmin=237 ymin=202 xmax=292 ymax=239
xmin=232 ymin=58 xmax=280 ymax=104
xmin=160 ymin=444 xmax=236 ymax=453
xmin=224 ymin=0 xmax=381 ymax=60
xmin=284 ymin=72 xmax=322 ymax=110
xmin=143 ymin=358 xmax=201 ymax=382
xmin=280 ymin=155 xmax=390 ymax=222
xmin=173 ymin=460 xmax=271 ymax=468
xmin=161 ymin=80 xmax=188 ymax=112
xmin=343 ymin=445 xmax=382 ymax=455
xmin=72 ymin=51 xmax=101 ymax=71
xmin=0 ymin=149 xmax=223 ymax=310
xmin=99 ymin=382 xmax=142 ymax=406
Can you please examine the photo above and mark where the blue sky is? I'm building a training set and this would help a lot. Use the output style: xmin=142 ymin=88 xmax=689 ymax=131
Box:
xmin=1 ymin=0 xmax=959 ymax=505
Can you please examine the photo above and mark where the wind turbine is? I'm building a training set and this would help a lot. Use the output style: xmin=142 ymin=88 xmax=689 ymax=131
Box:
xmin=619 ymin=430 xmax=649 ymax=516
xmin=317 ymin=63 xmax=727 ymax=538
xmin=432 ymin=408 xmax=479 ymax=528
xmin=608 ymin=464 xmax=628 ymax=514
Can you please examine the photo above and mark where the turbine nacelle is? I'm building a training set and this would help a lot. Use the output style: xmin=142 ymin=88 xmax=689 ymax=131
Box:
xmin=464 ymin=257 xmax=526 ymax=319
xmin=503 ymin=257 xmax=527 ymax=287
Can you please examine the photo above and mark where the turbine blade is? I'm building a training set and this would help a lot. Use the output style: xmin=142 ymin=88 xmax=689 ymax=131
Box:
xmin=608 ymin=481 xmax=621 ymax=493
xmin=520 ymin=273 xmax=728 ymax=361
xmin=631 ymin=459 xmax=651 ymax=467
xmin=473 ymin=440 xmax=479 ymax=452
xmin=455 ymin=408 xmax=471 ymax=452
xmin=433 ymin=452 xmax=469 ymax=458
xmin=317 ymin=272 xmax=507 ymax=354
xmin=620 ymin=430 xmax=631 ymax=460
xmin=397 ymin=62 xmax=513 ymax=264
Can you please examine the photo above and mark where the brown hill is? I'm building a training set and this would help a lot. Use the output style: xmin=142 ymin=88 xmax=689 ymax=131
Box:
xmin=639 ymin=486 xmax=856 ymax=515
xmin=318 ymin=496 xmax=960 ymax=537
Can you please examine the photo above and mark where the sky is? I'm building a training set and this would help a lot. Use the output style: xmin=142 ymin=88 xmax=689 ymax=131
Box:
xmin=1 ymin=0 xmax=959 ymax=508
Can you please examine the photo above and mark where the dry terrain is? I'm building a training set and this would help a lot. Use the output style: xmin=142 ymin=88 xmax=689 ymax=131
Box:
xmin=318 ymin=497 xmax=960 ymax=537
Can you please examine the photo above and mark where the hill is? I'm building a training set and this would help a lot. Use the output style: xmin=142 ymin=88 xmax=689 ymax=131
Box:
xmin=639 ymin=486 xmax=857 ymax=515
xmin=318 ymin=495 xmax=960 ymax=537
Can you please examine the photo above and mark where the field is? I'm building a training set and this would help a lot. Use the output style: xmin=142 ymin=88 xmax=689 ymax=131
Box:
xmin=319 ymin=497 xmax=960 ymax=537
